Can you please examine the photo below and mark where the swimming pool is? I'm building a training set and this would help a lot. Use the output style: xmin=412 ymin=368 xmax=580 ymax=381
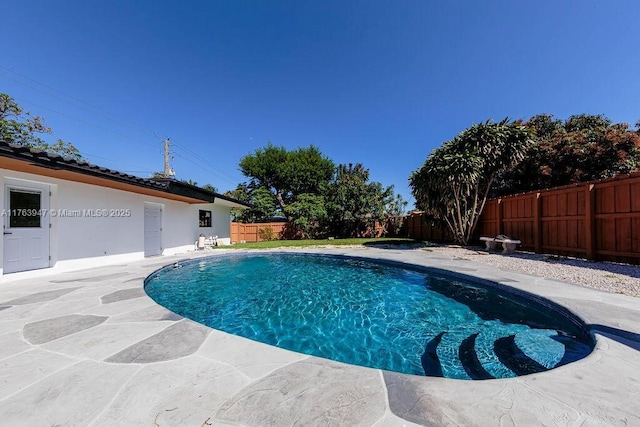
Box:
xmin=144 ymin=253 xmax=594 ymax=380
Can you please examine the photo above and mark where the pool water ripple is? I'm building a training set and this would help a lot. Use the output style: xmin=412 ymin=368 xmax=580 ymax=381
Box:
xmin=144 ymin=253 xmax=593 ymax=380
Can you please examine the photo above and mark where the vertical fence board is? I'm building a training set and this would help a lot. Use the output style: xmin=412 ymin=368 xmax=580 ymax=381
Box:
xmin=598 ymin=186 xmax=615 ymax=214
xmin=616 ymin=217 xmax=632 ymax=253
xmin=534 ymin=193 xmax=541 ymax=253
xmin=559 ymin=220 xmax=567 ymax=249
xmin=548 ymin=194 xmax=558 ymax=217
xmin=557 ymin=192 xmax=567 ymax=216
xmin=517 ymin=197 xmax=524 ymax=218
xmin=585 ymin=185 xmax=596 ymax=259
xmin=550 ymin=217 xmax=559 ymax=248
xmin=614 ymin=183 xmax=631 ymax=213
xmin=567 ymin=218 xmax=578 ymax=249
xmin=599 ymin=218 xmax=616 ymax=251
xmin=567 ymin=190 xmax=577 ymax=215
xmin=633 ymin=217 xmax=640 ymax=253
xmin=577 ymin=189 xmax=586 ymax=215
xmin=632 ymin=182 xmax=640 ymax=212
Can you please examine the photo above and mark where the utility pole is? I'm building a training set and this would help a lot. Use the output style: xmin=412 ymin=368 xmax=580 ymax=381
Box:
xmin=163 ymin=138 xmax=171 ymax=178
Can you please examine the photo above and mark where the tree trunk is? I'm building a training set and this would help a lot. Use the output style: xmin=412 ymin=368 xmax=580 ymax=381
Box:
xmin=275 ymin=192 xmax=286 ymax=211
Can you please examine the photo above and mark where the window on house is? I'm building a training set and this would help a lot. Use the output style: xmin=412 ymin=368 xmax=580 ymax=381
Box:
xmin=199 ymin=210 xmax=212 ymax=227
xmin=9 ymin=189 xmax=42 ymax=228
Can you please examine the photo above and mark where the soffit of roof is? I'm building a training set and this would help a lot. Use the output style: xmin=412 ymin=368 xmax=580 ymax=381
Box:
xmin=210 ymin=197 xmax=251 ymax=209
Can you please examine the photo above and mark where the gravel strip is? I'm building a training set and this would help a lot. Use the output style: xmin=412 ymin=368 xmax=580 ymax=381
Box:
xmin=423 ymin=245 xmax=640 ymax=298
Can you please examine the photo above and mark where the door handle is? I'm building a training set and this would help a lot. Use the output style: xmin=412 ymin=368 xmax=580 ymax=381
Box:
xmin=3 ymin=232 xmax=12 ymax=235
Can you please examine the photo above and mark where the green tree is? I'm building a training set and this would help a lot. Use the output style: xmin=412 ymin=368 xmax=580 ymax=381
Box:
xmin=0 ymin=93 xmax=82 ymax=160
xmin=325 ymin=163 xmax=394 ymax=237
xmin=410 ymin=119 xmax=534 ymax=245
xmin=228 ymin=184 xmax=278 ymax=223
xmin=239 ymin=143 xmax=334 ymax=236
xmin=494 ymin=114 xmax=640 ymax=195
xmin=284 ymin=193 xmax=327 ymax=239
xmin=202 ymin=183 xmax=218 ymax=193
xmin=182 ymin=181 xmax=218 ymax=192
xmin=385 ymin=193 xmax=408 ymax=236
xmin=239 ymin=143 xmax=334 ymax=211
xmin=226 ymin=184 xmax=250 ymax=222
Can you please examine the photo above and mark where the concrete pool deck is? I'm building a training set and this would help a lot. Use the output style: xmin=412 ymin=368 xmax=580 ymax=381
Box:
xmin=0 ymin=247 xmax=638 ymax=426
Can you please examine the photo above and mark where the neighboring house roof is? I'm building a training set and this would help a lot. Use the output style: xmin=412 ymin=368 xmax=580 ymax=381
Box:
xmin=0 ymin=140 xmax=251 ymax=208
xmin=257 ymin=216 xmax=288 ymax=223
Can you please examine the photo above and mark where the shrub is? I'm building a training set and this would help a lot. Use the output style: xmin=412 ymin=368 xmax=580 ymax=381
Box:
xmin=258 ymin=227 xmax=277 ymax=241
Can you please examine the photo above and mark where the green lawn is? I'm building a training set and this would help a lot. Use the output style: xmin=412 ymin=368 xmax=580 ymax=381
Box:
xmin=216 ymin=237 xmax=426 ymax=250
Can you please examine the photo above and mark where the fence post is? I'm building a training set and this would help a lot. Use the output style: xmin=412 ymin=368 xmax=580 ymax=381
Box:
xmin=534 ymin=193 xmax=542 ymax=253
xmin=497 ymin=198 xmax=503 ymax=235
xmin=585 ymin=184 xmax=596 ymax=260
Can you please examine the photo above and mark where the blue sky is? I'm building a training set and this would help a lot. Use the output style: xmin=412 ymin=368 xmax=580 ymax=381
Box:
xmin=2 ymin=1 xmax=639 ymax=207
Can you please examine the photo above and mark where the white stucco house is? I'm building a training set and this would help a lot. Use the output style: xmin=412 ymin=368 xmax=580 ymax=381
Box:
xmin=0 ymin=141 xmax=249 ymax=279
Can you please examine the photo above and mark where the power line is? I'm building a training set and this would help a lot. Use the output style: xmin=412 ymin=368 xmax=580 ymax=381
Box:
xmin=0 ymin=66 xmax=164 ymax=152
xmin=1 ymin=65 xmax=245 ymax=186
xmin=171 ymin=152 xmax=240 ymax=186
xmin=157 ymin=137 xmax=242 ymax=186
xmin=0 ymin=65 xmax=158 ymax=138
xmin=13 ymin=96 xmax=162 ymax=150
xmin=81 ymin=152 xmax=156 ymax=176
xmin=171 ymin=148 xmax=245 ymax=185
xmin=171 ymin=138 xmax=245 ymax=182
xmin=14 ymin=91 xmax=240 ymax=185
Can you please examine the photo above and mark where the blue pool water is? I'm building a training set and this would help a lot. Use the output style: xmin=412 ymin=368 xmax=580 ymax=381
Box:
xmin=144 ymin=253 xmax=594 ymax=380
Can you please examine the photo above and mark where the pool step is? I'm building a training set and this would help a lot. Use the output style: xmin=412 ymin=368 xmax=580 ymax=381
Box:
xmin=421 ymin=331 xmax=446 ymax=377
xmin=422 ymin=331 xmax=567 ymax=379
xmin=551 ymin=333 xmax=589 ymax=367
xmin=493 ymin=335 xmax=547 ymax=376
xmin=458 ymin=333 xmax=495 ymax=380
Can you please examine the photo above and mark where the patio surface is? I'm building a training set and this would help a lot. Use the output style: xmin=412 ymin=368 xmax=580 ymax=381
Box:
xmin=0 ymin=246 xmax=639 ymax=426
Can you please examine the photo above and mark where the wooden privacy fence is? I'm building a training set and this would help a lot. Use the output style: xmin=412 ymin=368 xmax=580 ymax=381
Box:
xmin=409 ymin=172 xmax=640 ymax=264
xmin=231 ymin=217 xmax=406 ymax=243
xmin=231 ymin=222 xmax=289 ymax=243
xmin=405 ymin=213 xmax=451 ymax=242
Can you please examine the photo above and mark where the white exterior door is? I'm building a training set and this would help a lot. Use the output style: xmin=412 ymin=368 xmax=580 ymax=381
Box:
xmin=144 ymin=203 xmax=162 ymax=257
xmin=3 ymin=183 xmax=51 ymax=274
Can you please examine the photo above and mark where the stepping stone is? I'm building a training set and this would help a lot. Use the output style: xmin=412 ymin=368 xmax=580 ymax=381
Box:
xmin=50 ymin=272 xmax=130 ymax=283
xmin=215 ymin=358 xmax=385 ymax=426
xmin=105 ymin=320 xmax=210 ymax=364
xmin=2 ymin=287 xmax=81 ymax=306
xmin=101 ymin=288 xmax=146 ymax=304
xmin=23 ymin=314 xmax=108 ymax=345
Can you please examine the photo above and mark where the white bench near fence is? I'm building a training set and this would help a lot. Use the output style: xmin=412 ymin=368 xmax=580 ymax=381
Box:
xmin=479 ymin=234 xmax=521 ymax=254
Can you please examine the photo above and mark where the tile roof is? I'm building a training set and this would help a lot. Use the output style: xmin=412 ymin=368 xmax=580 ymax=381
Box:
xmin=0 ymin=140 xmax=250 ymax=207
